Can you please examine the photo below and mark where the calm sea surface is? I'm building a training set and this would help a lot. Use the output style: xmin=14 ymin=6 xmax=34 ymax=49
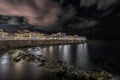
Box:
xmin=0 ymin=40 xmax=120 ymax=80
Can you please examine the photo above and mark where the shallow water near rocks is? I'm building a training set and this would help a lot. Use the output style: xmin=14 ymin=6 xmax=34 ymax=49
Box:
xmin=0 ymin=40 xmax=120 ymax=80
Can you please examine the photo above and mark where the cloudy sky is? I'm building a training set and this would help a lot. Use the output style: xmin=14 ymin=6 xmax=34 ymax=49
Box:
xmin=0 ymin=0 xmax=120 ymax=38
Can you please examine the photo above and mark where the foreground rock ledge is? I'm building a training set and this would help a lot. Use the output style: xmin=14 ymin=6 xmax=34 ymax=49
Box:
xmin=11 ymin=52 xmax=114 ymax=80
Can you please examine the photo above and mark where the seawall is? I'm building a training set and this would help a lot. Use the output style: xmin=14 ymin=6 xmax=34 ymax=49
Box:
xmin=0 ymin=40 xmax=86 ymax=51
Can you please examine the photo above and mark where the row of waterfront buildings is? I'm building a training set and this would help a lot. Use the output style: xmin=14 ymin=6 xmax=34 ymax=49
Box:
xmin=0 ymin=29 xmax=86 ymax=41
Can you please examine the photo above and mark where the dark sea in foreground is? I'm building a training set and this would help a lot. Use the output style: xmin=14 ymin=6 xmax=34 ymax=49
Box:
xmin=0 ymin=40 xmax=120 ymax=80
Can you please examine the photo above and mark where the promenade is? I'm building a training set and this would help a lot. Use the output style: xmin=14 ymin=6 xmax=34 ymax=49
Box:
xmin=0 ymin=40 xmax=87 ymax=51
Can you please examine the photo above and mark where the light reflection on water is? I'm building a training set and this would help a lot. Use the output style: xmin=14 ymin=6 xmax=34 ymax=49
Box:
xmin=0 ymin=44 xmax=89 ymax=68
xmin=0 ymin=43 xmax=90 ymax=79
xmin=41 ymin=44 xmax=89 ymax=69
xmin=76 ymin=43 xmax=90 ymax=69
xmin=1 ymin=40 xmax=120 ymax=80
xmin=0 ymin=53 xmax=10 ymax=65
xmin=63 ymin=45 xmax=71 ymax=64
xmin=0 ymin=53 xmax=11 ymax=79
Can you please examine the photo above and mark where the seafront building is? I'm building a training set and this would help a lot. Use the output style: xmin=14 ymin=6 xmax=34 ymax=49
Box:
xmin=0 ymin=29 xmax=86 ymax=41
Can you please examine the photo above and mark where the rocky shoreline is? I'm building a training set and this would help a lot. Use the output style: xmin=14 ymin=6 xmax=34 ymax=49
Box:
xmin=9 ymin=50 xmax=114 ymax=80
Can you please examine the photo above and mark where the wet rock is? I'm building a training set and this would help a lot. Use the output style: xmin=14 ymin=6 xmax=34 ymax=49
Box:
xmin=38 ymin=62 xmax=46 ymax=67
xmin=13 ymin=56 xmax=22 ymax=62
xmin=12 ymin=52 xmax=48 ymax=66
xmin=54 ymin=60 xmax=66 ymax=68
xmin=11 ymin=51 xmax=114 ymax=80
xmin=44 ymin=62 xmax=114 ymax=80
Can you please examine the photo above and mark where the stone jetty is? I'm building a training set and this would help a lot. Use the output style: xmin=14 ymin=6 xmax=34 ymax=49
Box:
xmin=0 ymin=40 xmax=87 ymax=51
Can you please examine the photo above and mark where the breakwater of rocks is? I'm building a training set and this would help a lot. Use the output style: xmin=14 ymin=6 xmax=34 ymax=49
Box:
xmin=9 ymin=50 xmax=114 ymax=80
xmin=0 ymin=40 xmax=86 ymax=51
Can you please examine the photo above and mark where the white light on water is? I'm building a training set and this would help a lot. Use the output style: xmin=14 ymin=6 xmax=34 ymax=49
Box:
xmin=58 ymin=45 xmax=63 ymax=53
xmin=59 ymin=45 xmax=62 ymax=49
xmin=63 ymin=45 xmax=70 ymax=54
xmin=76 ymin=43 xmax=89 ymax=69
xmin=0 ymin=53 xmax=10 ymax=65
xmin=49 ymin=46 xmax=53 ymax=53
xmin=63 ymin=45 xmax=71 ymax=64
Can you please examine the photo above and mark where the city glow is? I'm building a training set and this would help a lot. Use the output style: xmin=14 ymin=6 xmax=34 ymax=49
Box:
xmin=0 ymin=29 xmax=86 ymax=41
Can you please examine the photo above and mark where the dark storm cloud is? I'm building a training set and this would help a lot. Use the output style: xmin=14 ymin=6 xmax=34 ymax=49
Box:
xmin=61 ymin=5 xmax=76 ymax=21
xmin=68 ymin=19 xmax=98 ymax=29
xmin=59 ymin=0 xmax=119 ymax=29
xmin=97 ymin=0 xmax=117 ymax=10
xmin=80 ymin=0 xmax=117 ymax=10
xmin=80 ymin=0 xmax=98 ymax=8
xmin=0 ymin=0 xmax=119 ymax=31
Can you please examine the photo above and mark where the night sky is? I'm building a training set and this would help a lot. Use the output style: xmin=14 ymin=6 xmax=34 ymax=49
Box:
xmin=0 ymin=0 xmax=120 ymax=39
